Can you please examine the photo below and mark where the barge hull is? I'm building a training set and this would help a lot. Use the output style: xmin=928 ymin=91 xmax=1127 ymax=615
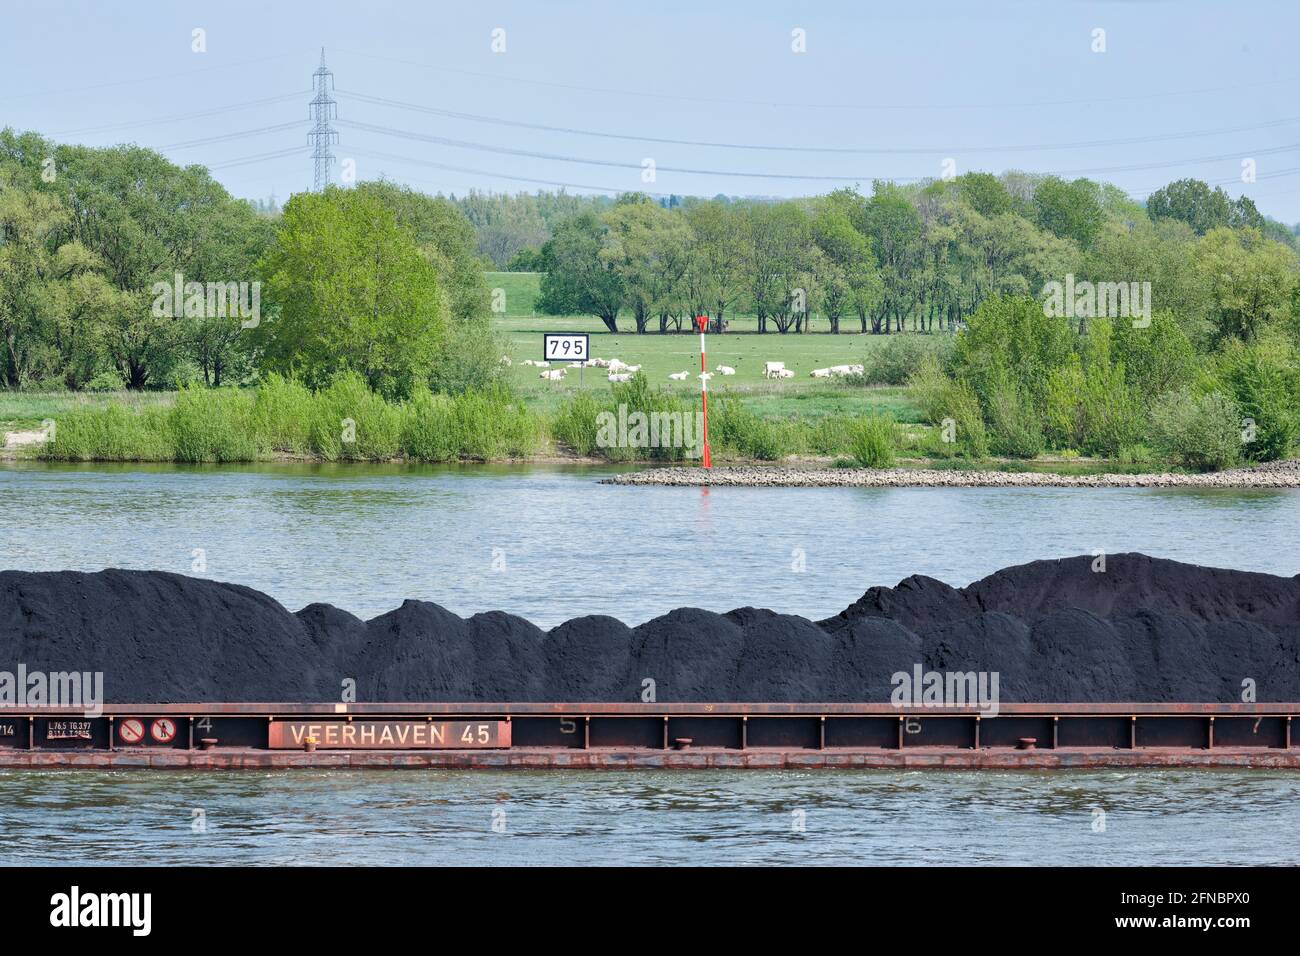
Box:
xmin=3 ymin=746 xmax=1300 ymax=770
xmin=2 ymin=703 xmax=1300 ymax=768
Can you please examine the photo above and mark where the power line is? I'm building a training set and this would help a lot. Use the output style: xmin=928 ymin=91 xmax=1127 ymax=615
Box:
xmin=206 ymin=147 xmax=310 ymax=171
xmin=337 ymin=88 xmax=1300 ymax=157
xmin=337 ymin=118 xmax=871 ymax=182
xmin=160 ymin=121 xmax=305 ymax=151
xmin=52 ymin=92 xmax=309 ymax=137
xmin=334 ymin=47 xmax=1300 ymax=113
xmin=0 ymin=52 xmax=300 ymax=104
xmin=347 ymin=146 xmax=673 ymax=196
xmin=336 ymin=117 xmax=1300 ymax=186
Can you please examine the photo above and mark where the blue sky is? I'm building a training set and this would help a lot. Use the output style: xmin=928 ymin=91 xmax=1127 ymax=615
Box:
xmin=3 ymin=0 xmax=1298 ymax=221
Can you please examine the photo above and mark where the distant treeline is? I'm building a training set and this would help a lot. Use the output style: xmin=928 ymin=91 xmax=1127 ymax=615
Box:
xmin=484 ymin=175 xmax=1300 ymax=340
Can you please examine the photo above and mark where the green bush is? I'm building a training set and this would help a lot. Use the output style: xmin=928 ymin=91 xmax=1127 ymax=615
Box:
xmin=1079 ymin=366 xmax=1144 ymax=458
xmin=862 ymin=334 xmax=955 ymax=386
xmin=170 ymin=387 xmax=258 ymax=462
xmin=910 ymin=366 xmax=988 ymax=459
xmin=906 ymin=354 xmax=953 ymax=425
xmin=44 ymin=405 xmax=174 ymax=461
xmin=807 ymin=415 xmax=855 ymax=455
xmin=712 ymin=397 xmax=791 ymax=461
xmin=986 ymin=383 xmax=1044 ymax=458
xmin=551 ymin=392 xmax=604 ymax=457
xmin=429 ymin=318 xmax=504 ymax=395
xmin=309 ymin=373 xmax=403 ymax=461
xmin=1043 ymin=358 xmax=1087 ymax=449
xmin=1151 ymin=389 xmax=1243 ymax=470
xmin=1215 ymin=343 xmax=1298 ymax=462
xmin=85 ymin=369 xmax=126 ymax=393
xmin=252 ymin=374 xmax=314 ymax=454
xmin=400 ymin=388 xmax=458 ymax=461
xmin=848 ymin=414 xmax=897 ymax=467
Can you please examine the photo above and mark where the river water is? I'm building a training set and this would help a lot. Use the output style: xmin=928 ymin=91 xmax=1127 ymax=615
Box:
xmin=2 ymin=461 xmax=1297 ymax=626
xmin=2 ymin=462 xmax=1299 ymax=865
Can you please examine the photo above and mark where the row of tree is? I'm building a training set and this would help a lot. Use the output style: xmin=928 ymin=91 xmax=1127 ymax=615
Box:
xmin=0 ymin=128 xmax=494 ymax=394
xmin=527 ymin=174 xmax=1300 ymax=346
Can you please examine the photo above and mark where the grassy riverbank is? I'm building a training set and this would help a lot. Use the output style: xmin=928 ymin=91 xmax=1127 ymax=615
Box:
xmin=0 ymin=375 xmax=1166 ymax=472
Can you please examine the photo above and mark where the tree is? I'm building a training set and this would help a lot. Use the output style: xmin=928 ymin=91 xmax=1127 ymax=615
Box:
xmin=257 ymin=188 xmax=444 ymax=398
xmin=742 ymin=202 xmax=815 ymax=334
xmin=0 ymin=186 xmax=112 ymax=388
xmin=683 ymin=200 xmax=745 ymax=332
xmin=955 ymin=172 xmax=1013 ymax=218
xmin=536 ymin=212 xmax=624 ymax=333
xmin=51 ymin=142 xmax=264 ymax=388
xmin=811 ymin=193 xmax=877 ymax=333
xmin=600 ymin=199 xmax=682 ymax=333
xmin=355 ymin=180 xmax=490 ymax=323
xmin=1148 ymin=178 xmax=1262 ymax=235
xmin=855 ymin=183 xmax=923 ymax=332
xmin=1033 ymin=177 xmax=1103 ymax=249
xmin=1193 ymin=227 xmax=1298 ymax=343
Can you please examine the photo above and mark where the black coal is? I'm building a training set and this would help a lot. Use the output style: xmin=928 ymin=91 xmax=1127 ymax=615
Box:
xmin=1 ymin=554 xmax=1297 ymax=703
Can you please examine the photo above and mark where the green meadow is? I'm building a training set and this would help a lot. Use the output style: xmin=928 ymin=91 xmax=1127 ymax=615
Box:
xmin=487 ymin=272 xmax=920 ymax=421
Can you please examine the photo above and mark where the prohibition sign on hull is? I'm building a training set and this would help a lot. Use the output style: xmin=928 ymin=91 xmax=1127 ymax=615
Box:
xmin=118 ymin=718 xmax=145 ymax=744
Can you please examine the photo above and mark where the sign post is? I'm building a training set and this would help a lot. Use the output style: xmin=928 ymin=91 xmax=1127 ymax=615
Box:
xmin=695 ymin=315 xmax=711 ymax=468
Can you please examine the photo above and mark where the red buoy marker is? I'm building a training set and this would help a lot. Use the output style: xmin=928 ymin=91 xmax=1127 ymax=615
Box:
xmin=695 ymin=315 xmax=711 ymax=468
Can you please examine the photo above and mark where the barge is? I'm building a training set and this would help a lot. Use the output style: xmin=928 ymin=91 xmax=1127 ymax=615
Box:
xmin=3 ymin=702 xmax=1300 ymax=769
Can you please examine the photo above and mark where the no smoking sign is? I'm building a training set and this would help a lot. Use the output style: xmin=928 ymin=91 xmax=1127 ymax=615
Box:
xmin=118 ymin=718 xmax=145 ymax=744
xmin=117 ymin=717 xmax=178 ymax=745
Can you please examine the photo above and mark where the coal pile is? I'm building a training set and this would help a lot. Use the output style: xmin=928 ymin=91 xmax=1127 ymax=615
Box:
xmin=1 ymin=553 xmax=1298 ymax=703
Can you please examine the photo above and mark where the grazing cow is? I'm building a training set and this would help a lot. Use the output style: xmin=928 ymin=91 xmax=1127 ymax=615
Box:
xmin=668 ymin=371 xmax=689 ymax=381
xmin=763 ymin=361 xmax=786 ymax=379
xmin=715 ymin=365 xmax=736 ymax=375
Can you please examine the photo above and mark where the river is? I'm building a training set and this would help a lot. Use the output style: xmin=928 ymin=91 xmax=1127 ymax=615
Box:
xmin=2 ymin=462 xmax=1298 ymax=866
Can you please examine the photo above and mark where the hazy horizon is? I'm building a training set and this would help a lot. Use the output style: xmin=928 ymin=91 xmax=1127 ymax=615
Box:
xmin=2 ymin=0 xmax=1298 ymax=223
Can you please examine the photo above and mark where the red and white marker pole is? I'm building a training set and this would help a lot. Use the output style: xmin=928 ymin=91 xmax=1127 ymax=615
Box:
xmin=695 ymin=314 xmax=711 ymax=468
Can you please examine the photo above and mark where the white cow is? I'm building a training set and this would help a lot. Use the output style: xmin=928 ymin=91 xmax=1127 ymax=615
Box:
xmin=522 ymin=359 xmax=551 ymax=368
xmin=810 ymin=367 xmax=833 ymax=378
xmin=774 ymin=368 xmax=795 ymax=379
xmin=539 ymin=368 xmax=567 ymax=381
xmin=592 ymin=358 xmax=611 ymax=368
xmin=607 ymin=359 xmax=629 ymax=373
xmin=715 ymin=365 xmax=736 ymax=376
xmin=668 ymin=371 xmax=689 ymax=381
xmin=763 ymin=361 xmax=786 ymax=378
xmin=608 ymin=372 xmax=632 ymax=383
xmin=499 ymin=355 xmax=513 ymax=367
xmin=699 ymin=371 xmax=714 ymax=381
xmin=623 ymin=364 xmax=641 ymax=373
